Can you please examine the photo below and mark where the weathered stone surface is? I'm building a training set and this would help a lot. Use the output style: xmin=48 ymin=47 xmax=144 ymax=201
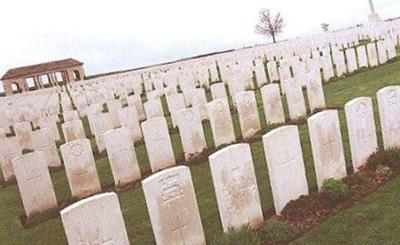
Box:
xmin=345 ymin=97 xmax=378 ymax=171
xmin=106 ymin=100 xmax=122 ymax=128
xmin=61 ymin=192 xmax=129 ymax=245
xmin=91 ymin=113 xmax=113 ymax=153
xmin=263 ymin=125 xmax=309 ymax=214
xmin=141 ymin=117 xmax=176 ymax=172
xmin=209 ymin=144 xmax=263 ymax=232
xmin=367 ymin=43 xmax=379 ymax=67
xmin=260 ymin=84 xmax=285 ymax=124
xmin=60 ymin=139 xmax=101 ymax=198
xmin=235 ymin=91 xmax=261 ymax=139
xmin=166 ymin=93 xmax=186 ymax=128
xmin=62 ymin=119 xmax=86 ymax=142
xmin=306 ymin=70 xmax=326 ymax=112
xmin=176 ymin=108 xmax=207 ymax=161
xmin=308 ymin=110 xmax=347 ymax=190
xmin=357 ymin=45 xmax=369 ymax=68
xmin=207 ymin=98 xmax=235 ymax=147
xmin=14 ymin=121 xmax=33 ymax=150
xmin=12 ymin=151 xmax=58 ymax=217
xmin=127 ymin=94 xmax=146 ymax=121
xmin=377 ymin=86 xmax=400 ymax=149
xmin=104 ymin=128 xmax=142 ymax=186
xmin=142 ymin=166 xmax=205 ymax=245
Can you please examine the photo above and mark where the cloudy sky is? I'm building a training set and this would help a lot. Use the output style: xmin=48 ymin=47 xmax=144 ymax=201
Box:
xmin=0 ymin=0 xmax=398 ymax=77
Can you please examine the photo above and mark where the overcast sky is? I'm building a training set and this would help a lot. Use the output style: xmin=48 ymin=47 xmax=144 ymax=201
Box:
xmin=0 ymin=0 xmax=399 ymax=77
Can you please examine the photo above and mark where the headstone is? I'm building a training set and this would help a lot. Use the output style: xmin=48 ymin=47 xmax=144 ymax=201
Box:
xmin=345 ymin=48 xmax=358 ymax=73
xmin=142 ymin=166 xmax=205 ymax=245
xmin=63 ymin=110 xmax=79 ymax=122
xmin=345 ymin=97 xmax=378 ymax=171
xmin=14 ymin=121 xmax=33 ymax=150
xmin=210 ymin=83 xmax=227 ymax=100
xmin=106 ymin=100 xmax=122 ymax=128
xmin=306 ymin=70 xmax=326 ymax=112
xmin=127 ymin=95 xmax=146 ymax=121
xmin=166 ymin=93 xmax=186 ymax=128
xmin=207 ymin=99 xmax=236 ymax=147
xmin=141 ymin=117 xmax=176 ymax=172
xmin=367 ymin=43 xmax=379 ymax=67
xmin=104 ymin=128 xmax=142 ymax=186
xmin=61 ymin=192 xmax=129 ymax=245
xmin=38 ymin=115 xmax=61 ymax=141
xmin=308 ymin=110 xmax=347 ymax=190
xmin=284 ymin=78 xmax=307 ymax=120
xmin=60 ymin=139 xmax=101 ymax=198
xmin=0 ymin=136 xmax=21 ymax=182
xmin=32 ymin=127 xmax=62 ymax=167
xmin=176 ymin=108 xmax=207 ymax=161
xmin=144 ymin=98 xmax=164 ymax=119
xmin=91 ymin=113 xmax=113 ymax=153
xmin=267 ymin=61 xmax=280 ymax=82
xmin=254 ymin=63 xmax=268 ymax=87
xmin=260 ymin=84 xmax=285 ymax=124
xmin=377 ymin=86 xmax=400 ymax=149
xmin=357 ymin=45 xmax=369 ymax=68
xmin=263 ymin=125 xmax=309 ymax=214
xmin=62 ymin=119 xmax=86 ymax=142
xmin=192 ymin=88 xmax=208 ymax=121
xmin=118 ymin=106 xmax=143 ymax=142
xmin=12 ymin=151 xmax=58 ymax=217
xmin=209 ymin=144 xmax=263 ymax=231
xmin=235 ymin=91 xmax=261 ymax=139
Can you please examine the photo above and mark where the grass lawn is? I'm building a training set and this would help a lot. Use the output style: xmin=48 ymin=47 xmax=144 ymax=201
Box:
xmin=292 ymin=176 xmax=400 ymax=245
xmin=0 ymin=59 xmax=399 ymax=244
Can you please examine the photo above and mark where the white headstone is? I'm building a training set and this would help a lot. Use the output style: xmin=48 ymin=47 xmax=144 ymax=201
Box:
xmin=207 ymin=99 xmax=236 ymax=147
xmin=62 ymin=119 xmax=86 ymax=142
xmin=308 ymin=110 xmax=347 ymax=190
xmin=118 ymin=106 xmax=143 ymax=142
xmin=235 ymin=91 xmax=261 ymax=139
xmin=141 ymin=117 xmax=176 ymax=172
xmin=61 ymin=192 xmax=129 ymax=245
xmin=142 ymin=166 xmax=205 ymax=245
xmin=60 ymin=139 xmax=102 ymax=198
xmin=377 ymin=86 xmax=400 ymax=149
xmin=209 ymin=144 xmax=264 ymax=232
xmin=144 ymin=98 xmax=164 ymax=119
xmin=263 ymin=125 xmax=309 ymax=214
xmin=0 ymin=136 xmax=21 ymax=182
xmin=284 ymin=78 xmax=307 ymax=120
xmin=32 ymin=127 xmax=62 ymax=167
xmin=260 ymin=84 xmax=285 ymax=124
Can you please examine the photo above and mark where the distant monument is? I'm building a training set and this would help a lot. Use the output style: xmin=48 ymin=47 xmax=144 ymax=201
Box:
xmin=368 ymin=0 xmax=380 ymax=23
xmin=1 ymin=58 xmax=85 ymax=96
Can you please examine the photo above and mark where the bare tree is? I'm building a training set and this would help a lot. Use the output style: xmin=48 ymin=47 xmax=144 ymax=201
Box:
xmin=321 ymin=23 xmax=329 ymax=32
xmin=255 ymin=8 xmax=285 ymax=43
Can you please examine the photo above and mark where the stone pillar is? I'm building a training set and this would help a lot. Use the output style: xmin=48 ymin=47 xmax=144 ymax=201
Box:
xmin=368 ymin=0 xmax=380 ymax=23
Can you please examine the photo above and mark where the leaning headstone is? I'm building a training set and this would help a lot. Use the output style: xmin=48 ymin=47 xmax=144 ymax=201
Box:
xmin=207 ymin=98 xmax=236 ymax=147
xmin=12 ymin=151 xmax=58 ymax=217
xmin=308 ymin=110 xmax=347 ymax=189
xmin=263 ymin=125 xmax=309 ymax=214
xmin=235 ymin=91 xmax=261 ymax=139
xmin=144 ymin=98 xmax=164 ymax=119
xmin=141 ymin=117 xmax=176 ymax=172
xmin=104 ymin=128 xmax=142 ymax=186
xmin=0 ymin=136 xmax=21 ymax=182
xmin=176 ymin=108 xmax=207 ymax=161
xmin=32 ymin=127 xmax=62 ymax=167
xmin=306 ymin=70 xmax=326 ymax=112
xmin=284 ymin=78 xmax=307 ymax=120
xmin=62 ymin=119 xmax=86 ymax=142
xmin=142 ymin=166 xmax=205 ymax=245
xmin=209 ymin=144 xmax=263 ymax=232
xmin=61 ymin=192 xmax=129 ymax=245
xmin=60 ymin=139 xmax=101 ymax=198
xmin=260 ymin=83 xmax=285 ymax=124
xmin=377 ymin=86 xmax=400 ymax=149
xmin=118 ymin=106 xmax=143 ymax=142
xmin=345 ymin=97 xmax=378 ymax=171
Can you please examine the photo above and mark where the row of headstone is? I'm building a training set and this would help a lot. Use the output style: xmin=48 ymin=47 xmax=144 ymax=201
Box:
xmin=56 ymin=86 xmax=399 ymax=244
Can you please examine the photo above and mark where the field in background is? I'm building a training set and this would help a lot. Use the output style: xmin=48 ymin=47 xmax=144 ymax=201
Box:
xmin=0 ymin=59 xmax=399 ymax=244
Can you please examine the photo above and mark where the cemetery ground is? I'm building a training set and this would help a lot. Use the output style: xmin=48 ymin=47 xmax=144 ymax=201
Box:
xmin=0 ymin=58 xmax=400 ymax=244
